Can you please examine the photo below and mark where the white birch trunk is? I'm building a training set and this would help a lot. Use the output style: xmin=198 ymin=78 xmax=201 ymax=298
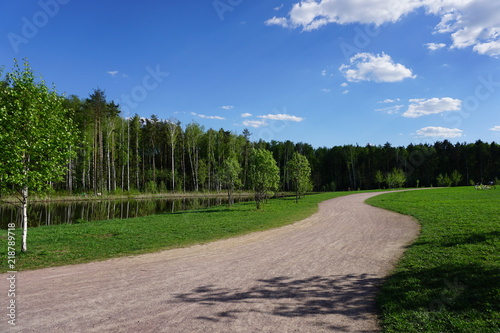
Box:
xmin=21 ymin=185 xmax=28 ymax=252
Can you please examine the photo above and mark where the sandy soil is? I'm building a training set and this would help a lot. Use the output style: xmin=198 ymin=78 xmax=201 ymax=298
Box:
xmin=1 ymin=191 xmax=420 ymax=333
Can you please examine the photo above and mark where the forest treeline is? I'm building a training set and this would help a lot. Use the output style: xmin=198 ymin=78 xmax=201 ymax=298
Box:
xmin=54 ymin=88 xmax=500 ymax=194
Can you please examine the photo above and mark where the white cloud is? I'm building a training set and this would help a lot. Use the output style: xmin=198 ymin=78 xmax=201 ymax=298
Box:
xmin=265 ymin=16 xmax=290 ymax=28
xmin=378 ymin=98 xmax=401 ymax=103
xmin=340 ymin=52 xmax=416 ymax=83
xmin=243 ymin=119 xmax=268 ymax=128
xmin=265 ymin=0 xmax=421 ymax=31
xmin=416 ymin=126 xmax=463 ymax=138
xmin=340 ymin=82 xmax=348 ymax=87
xmin=402 ymin=97 xmax=462 ymax=118
xmin=490 ymin=125 xmax=500 ymax=131
xmin=266 ymin=0 xmax=500 ymax=57
xmin=190 ymin=112 xmax=225 ymax=120
xmin=107 ymin=70 xmax=119 ymax=77
xmin=221 ymin=105 xmax=234 ymax=110
xmin=342 ymin=90 xmax=349 ymax=94
xmin=430 ymin=0 xmax=500 ymax=57
xmin=241 ymin=113 xmax=253 ymax=118
xmin=425 ymin=42 xmax=447 ymax=51
xmin=375 ymin=105 xmax=405 ymax=114
xmin=321 ymin=88 xmax=331 ymax=92
xmin=258 ymin=113 xmax=305 ymax=122
xmin=321 ymin=70 xmax=327 ymax=76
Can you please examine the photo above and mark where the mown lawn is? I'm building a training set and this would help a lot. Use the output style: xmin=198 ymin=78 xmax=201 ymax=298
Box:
xmin=2 ymin=192 xmax=349 ymax=272
xmin=367 ymin=187 xmax=500 ymax=333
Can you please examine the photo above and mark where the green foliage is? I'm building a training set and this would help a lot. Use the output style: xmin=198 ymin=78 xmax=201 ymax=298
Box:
xmin=375 ymin=170 xmax=385 ymax=188
xmin=385 ymin=168 xmax=406 ymax=188
xmin=0 ymin=59 xmax=78 ymax=252
xmin=450 ymin=170 xmax=463 ymax=187
xmin=219 ymin=156 xmax=242 ymax=206
xmin=367 ymin=188 xmax=500 ymax=332
xmin=248 ymin=148 xmax=280 ymax=209
xmin=0 ymin=60 xmax=78 ymax=193
xmin=145 ymin=180 xmax=158 ymax=194
xmin=286 ymin=152 xmax=313 ymax=202
xmin=436 ymin=173 xmax=452 ymax=187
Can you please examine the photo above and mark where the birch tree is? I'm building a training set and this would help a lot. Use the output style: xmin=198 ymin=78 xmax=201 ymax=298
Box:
xmin=185 ymin=122 xmax=204 ymax=191
xmin=286 ymin=152 xmax=312 ymax=203
xmin=166 ymin=118 xmax=180 ymax=191
xmin=219 ymin=156 xmax=242 ymax=206
xmin=0 ymin=60 xmax=78 ymax=252
xmin=248 ymin=149 xmax=280 ymax=209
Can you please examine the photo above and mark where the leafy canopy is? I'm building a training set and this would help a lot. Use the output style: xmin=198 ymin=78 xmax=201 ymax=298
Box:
xmin=286 ymin=152 xmax=312 ymax=202
xmin=248 ymin=148 xmax=280 ymax=209
xmin=0 ymin=59 xmax=78 ymax=193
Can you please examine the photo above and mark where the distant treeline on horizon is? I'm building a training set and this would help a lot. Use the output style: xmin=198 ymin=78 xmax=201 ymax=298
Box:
xmin=38 ymin=88 xmax=500 ymax=194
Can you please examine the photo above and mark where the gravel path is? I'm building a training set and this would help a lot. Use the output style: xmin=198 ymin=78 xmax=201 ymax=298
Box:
xmin=1 ymin=191 xmax=420 ymax=332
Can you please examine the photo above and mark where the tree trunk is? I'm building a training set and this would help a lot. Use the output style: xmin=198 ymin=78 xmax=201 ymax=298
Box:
xmin=107 ymin=130 xmax=111 ymax=192
xmin=171 ymin=144 xmax=175 ymax=191
xmin=21 ymin=185 xmax=28 ymax=252
xmin=135 ymin=129 xmax=140 ymax=191
xmin=227 ymin=187 xmax=233 ymax=207
xmin=127 ymin=119 xmax=130 ymax=191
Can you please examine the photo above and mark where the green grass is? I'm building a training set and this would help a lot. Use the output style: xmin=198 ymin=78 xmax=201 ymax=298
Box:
xmin=1 ymin=192 xmax=352 ymax=272
xmin=367 ymin=187 xmax=500 ymax=333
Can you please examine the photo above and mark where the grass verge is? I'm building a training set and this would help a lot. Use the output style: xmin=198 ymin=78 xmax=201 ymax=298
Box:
xmin=2 ymin=192 xmax=350 ymax=272
xmin=366 ymin=187 xmax=499 ymax=333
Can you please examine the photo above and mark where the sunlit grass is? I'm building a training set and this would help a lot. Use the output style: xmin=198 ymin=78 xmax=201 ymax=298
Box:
xmin=367 ymin=187 xmax=500 ymax=332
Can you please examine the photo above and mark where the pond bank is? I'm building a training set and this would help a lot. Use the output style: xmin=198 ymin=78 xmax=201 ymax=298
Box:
xmin=1 ymin=191 xmax=271 ymax=204
xmin=1 ymin=192 xmax=343 ymax=272
xmin=1 ymin=194 xmax=265 ymax=229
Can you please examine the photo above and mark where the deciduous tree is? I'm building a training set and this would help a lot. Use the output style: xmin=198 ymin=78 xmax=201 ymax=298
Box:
xmin=248 ymin=149 xmax=280 ymax=209
xmin=0 ymin=60 xmax=78 ymax=251
xmin=386 ymin=168 xmax=406 ymax=189
xmin=219 ymin=156 xmax=242 ymax=206
xmin=286 ymin=152 xmax=312 ymax=203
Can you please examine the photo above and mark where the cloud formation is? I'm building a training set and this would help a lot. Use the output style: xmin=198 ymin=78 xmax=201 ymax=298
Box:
xmin=258 ymin=113 xmax=305 ymax=122
xmin=265 ymin=0 xmax=420 ymax=31
xmin=243 ymin=119 xmax=268 ymax=128
xmin=416 ymin=126 xmax=463 ymax=138
xmin=490 ymin=125 xmax=500 ymax=132
xmin=266 ymin=0 xmax=500 ymax=57
xmin=221 ymin=105 xmax=234 ymax=110
xmin=375 ymin=105 xmax=405 ymax=114
xmin=378 ymin=98 xmax=401 ymax=103
xmin=402 ymin=97 xmax=462 ymax=118
xmin=431 ymin=0 xmax=500 ymax=57
xmin=340 ymin=53 xmax=416 ymax=83
xmin=425 ymin=42 xmax=447 ymax=51
xmin=190 ymin=112 xmax=225 ymax=120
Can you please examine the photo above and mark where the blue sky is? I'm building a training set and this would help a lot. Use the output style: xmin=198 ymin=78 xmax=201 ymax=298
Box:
xmin=1 ymin=0 xmax=500 ymax=148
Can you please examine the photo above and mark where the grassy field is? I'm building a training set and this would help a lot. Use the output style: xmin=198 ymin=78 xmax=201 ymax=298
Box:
xmin=367 ymin=187 xmax=500 ymax=332
xmin=1 ymin=192 xmax=351 ymax=272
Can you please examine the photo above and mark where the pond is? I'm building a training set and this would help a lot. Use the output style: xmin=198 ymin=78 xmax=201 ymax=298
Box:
xmin=0 ymin=195 xmax=253 ymax=229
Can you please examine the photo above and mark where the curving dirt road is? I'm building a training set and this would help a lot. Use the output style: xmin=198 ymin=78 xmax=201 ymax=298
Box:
xmin=2 ymin=192 xmax=420 ymax=333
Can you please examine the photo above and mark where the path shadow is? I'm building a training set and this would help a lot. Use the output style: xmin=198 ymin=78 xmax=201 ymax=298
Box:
xmin=172 ymin=273 xmax=382 ymax=331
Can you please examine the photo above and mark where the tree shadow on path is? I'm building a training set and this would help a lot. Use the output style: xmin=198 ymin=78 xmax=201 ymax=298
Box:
xmin=172 ymin=273 xmax=382 ymax=331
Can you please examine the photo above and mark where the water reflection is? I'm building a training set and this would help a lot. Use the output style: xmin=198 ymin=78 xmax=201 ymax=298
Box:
xmin=0 ymin=196 xmax=251 ymax=229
